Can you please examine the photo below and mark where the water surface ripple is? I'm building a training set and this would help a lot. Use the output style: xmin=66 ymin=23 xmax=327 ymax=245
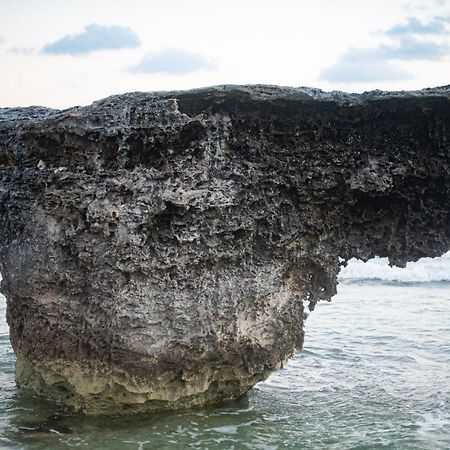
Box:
xmin=0 ymin=282 xmax=449 ymax=449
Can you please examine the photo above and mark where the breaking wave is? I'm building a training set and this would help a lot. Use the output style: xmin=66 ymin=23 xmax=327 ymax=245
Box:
xmin=339 ymin=252 xmax=450 ymax=284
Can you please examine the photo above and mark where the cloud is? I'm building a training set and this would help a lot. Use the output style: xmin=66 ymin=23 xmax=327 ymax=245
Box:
xmin=372 ymin=37 xmax=449 ymax=60
xmin=404 ymin=1 xmax=448 ymax=14
xmin=386 ymin=17 xmax=448 ymax=35
xmin=321 ymin=60 xmax=412 ymax=83
xmin=8 ymin=47 xmax=36 ymax=55
xmin=131 ymin=49 xmax=215 ymax=75
xmin=321 ymin=37 xmax=449 ymax=83
xmin=42 ymin=24 xmax=140 ymax=55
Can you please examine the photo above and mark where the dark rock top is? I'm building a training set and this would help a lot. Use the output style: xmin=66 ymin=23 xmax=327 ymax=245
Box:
xmin=0 ymin=85 xmax=449 ymax=415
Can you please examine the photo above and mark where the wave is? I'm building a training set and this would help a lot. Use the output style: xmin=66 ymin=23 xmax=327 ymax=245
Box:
xmin=338 ymin=252 xmax=450 ymax=284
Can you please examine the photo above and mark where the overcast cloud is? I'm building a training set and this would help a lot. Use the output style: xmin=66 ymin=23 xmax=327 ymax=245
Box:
xmin=1 ymin=0 xmax=450 ymax=108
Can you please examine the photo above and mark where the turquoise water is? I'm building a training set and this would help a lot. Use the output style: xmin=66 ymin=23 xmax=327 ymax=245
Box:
xmin=1 ymin=261 xmax=450 ymax=449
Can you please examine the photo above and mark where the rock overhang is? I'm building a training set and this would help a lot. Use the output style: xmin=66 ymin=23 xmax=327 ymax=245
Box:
xmin=0 ymin=84 xmax=449 ymax=414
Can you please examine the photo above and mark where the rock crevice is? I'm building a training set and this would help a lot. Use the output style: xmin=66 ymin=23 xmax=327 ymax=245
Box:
xmin=0 ymin=85 xmax=449 ymax=414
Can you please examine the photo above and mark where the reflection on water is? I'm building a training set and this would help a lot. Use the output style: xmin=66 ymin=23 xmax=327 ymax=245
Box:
xmin=1 ymin=283 xmax=449 ymax=449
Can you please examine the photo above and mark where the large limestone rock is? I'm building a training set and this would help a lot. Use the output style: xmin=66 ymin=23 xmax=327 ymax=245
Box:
xmin=0 ymin=85 xmax=449 ymax=414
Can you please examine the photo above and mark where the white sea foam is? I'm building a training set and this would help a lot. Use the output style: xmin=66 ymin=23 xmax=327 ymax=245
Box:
xmin=338 ymin=252 xmax=450 ymax=283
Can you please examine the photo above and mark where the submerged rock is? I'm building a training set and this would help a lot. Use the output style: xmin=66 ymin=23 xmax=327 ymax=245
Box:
xmin=0 ymin=85 xmax=449 ymax=415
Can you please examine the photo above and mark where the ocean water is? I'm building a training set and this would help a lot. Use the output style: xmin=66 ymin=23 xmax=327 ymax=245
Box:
xmin=0 ymin=255 xmax=449 ymax=449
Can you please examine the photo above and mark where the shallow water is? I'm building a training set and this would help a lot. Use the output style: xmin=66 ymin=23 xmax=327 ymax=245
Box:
xmin=0 ymin=276 xmax=449 ymax=449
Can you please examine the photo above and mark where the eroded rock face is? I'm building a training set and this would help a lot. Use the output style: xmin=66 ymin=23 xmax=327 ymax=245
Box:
xmin=0 ymin=85 xmax=449 ymax=414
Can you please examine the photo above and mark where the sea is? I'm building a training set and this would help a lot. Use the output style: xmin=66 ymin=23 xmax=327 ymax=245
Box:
xmin=0 ymin=254 xmax=449 ymax=449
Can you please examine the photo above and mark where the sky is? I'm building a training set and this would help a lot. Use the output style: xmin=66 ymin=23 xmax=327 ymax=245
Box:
xmin=0 ymin=0 xmax=449 ymax=108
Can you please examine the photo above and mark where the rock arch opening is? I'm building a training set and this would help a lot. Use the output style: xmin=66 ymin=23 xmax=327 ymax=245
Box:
xmin=338 ymin=252 xmax=450 ymax=285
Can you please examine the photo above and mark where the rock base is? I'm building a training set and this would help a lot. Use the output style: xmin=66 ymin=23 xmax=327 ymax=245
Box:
xmin=15 ymin=353 xmax=270 ymax=415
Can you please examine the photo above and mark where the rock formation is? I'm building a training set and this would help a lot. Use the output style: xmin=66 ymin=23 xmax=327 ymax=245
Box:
xmin=0 ymin=85 xmax=449 ymax=415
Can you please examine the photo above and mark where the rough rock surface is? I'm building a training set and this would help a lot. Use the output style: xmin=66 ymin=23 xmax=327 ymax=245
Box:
xmin=0 ymin=85 xmax=449 ymax=415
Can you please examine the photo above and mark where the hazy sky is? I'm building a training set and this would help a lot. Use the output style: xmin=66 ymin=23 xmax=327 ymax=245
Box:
xmin=0 ymin=0 xmax=449 ymax=108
